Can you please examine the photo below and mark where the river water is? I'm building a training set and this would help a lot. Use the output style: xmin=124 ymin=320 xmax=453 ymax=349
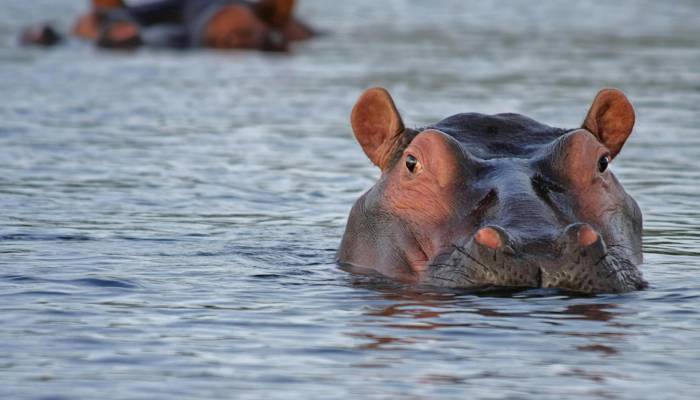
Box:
xmin=1 ymin=1 xmax=699 ymax=399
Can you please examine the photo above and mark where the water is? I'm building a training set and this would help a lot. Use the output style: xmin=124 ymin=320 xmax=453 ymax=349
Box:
xmin=1 ymin=1 xmax=699 ymax=398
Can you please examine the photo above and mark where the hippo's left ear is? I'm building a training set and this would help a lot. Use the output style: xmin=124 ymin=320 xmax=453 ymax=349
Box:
xmin=582 ymin=88 xmax=635 ymax=159
xmin=351 ymin=87 xmax=405 ymax=170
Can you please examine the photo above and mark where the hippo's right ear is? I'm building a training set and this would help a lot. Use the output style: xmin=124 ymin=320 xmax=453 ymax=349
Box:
xmin=582 ymin=88 xmax=635 ymax=160
xmin=351 ymin=87 xmax=405 ymax=170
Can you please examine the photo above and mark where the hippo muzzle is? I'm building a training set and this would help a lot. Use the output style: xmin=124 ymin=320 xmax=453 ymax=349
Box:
xmin=425 ymin=224 xmax=646 ymax=293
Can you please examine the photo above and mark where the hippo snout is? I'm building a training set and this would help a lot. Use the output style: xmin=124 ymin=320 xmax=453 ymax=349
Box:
xmin=424 ymin=224 xmax=646 ymax=294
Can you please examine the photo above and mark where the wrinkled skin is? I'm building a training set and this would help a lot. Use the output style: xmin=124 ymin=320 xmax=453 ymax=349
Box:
xmin=338 ymin=87 xmax=645 ymax=294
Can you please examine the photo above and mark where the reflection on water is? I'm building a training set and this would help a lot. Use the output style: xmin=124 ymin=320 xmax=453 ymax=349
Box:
xmin=1 ymin=0 xmax=700 ymax=399
xmin=340 ymin=285 xmax=650 ymax=397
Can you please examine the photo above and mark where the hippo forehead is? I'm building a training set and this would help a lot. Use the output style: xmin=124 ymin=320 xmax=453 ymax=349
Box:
xmin=426 ymin=113 xmax=570 ymax=159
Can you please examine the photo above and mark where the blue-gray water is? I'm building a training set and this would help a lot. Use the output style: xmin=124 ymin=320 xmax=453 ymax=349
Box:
xmin=1 ymin=1 xmax=699 ymax=399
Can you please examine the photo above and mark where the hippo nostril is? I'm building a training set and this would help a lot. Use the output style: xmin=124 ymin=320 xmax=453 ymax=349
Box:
xmin=474 ymin=226 xmax=503 ymax=250
xmin=560 ymin=223 xmax=604 ymax=255
xmin=577 ymin=225 xmax=599 ymax=247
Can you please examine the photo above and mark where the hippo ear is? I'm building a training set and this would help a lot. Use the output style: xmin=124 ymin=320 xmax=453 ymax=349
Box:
xmin=582 ymin=88 xmax=635 ymax=159
xmin=351 ymin=87 xmax=405 ymax=170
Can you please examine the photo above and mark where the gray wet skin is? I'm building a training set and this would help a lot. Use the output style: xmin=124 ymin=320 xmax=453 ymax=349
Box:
xmin=338 ymin=87 xmax=645 ymax=294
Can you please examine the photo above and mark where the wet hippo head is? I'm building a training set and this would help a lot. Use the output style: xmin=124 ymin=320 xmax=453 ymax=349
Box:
xmin=338 ymin=88 xmax=645 ymax=294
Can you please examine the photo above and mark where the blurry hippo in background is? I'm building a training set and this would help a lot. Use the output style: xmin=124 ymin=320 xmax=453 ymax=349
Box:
xmin=21 ymin=0 xmax=315 ymax=51
xmin=338 ymin=88 xmax=646 ymax=294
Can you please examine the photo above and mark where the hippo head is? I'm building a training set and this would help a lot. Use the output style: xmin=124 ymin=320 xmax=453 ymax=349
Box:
xmin=338 ymin=88 xmax=645 ymax=294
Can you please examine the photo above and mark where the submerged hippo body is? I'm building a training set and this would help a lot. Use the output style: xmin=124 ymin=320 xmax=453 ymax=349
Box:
xmin=338 ymin=88 xmax=645 ymax=294
xmin=22 ymin=0 xmax=314 ymax=51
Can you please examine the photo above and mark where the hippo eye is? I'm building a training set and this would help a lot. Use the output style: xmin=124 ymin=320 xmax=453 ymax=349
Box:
xmin=405 ymin=154 xmax=418 ymax=173
xmin=598 ymin=154 xmax=610 ymax=173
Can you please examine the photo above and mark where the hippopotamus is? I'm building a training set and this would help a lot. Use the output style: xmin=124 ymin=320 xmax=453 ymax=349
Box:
xmin=338 ymin=87 xmax=646 ymax=294
xmin=21 ymin=0 xmax=314 ymax=51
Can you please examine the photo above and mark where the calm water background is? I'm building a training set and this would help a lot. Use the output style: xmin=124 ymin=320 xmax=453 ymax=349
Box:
xmin=1 ymin=1 xmax=700 ymax=399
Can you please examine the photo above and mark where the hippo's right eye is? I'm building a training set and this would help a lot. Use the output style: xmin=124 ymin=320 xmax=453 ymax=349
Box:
xmin=598 ymin=154 xmax=610 ymax=173
xmin=405 ymin=154 xmax=419 ymax=173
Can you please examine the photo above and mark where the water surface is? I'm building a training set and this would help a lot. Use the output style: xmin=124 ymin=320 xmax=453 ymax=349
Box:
xmin=1 ymin=1 xmax=700 ymax=399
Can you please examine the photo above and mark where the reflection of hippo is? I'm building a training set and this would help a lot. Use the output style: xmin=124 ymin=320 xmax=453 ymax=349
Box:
xmin=338 ymin=88 xmax=646 ymax=294
xmin=22 ymin=0 xmax=315 ymax=51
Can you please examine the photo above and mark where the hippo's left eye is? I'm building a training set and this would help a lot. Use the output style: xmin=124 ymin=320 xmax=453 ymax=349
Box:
xmin=598 ymin=154 xmax=610 ymax=173
xmin=406 ymin=154 xmax=418 ymax=173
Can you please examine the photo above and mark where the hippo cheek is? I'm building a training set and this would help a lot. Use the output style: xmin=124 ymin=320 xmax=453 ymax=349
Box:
xmin=568 ymin=178 xmax=635 ymax=255
xmin=555 ymin=131 xmax=623 ymax=241
xmin=382 ymin=131 xmax=468 ymax=261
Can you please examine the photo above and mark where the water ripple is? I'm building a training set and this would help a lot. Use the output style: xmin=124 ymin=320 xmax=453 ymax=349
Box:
xmin=1 ymin=1 xmax=699 ymax=399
